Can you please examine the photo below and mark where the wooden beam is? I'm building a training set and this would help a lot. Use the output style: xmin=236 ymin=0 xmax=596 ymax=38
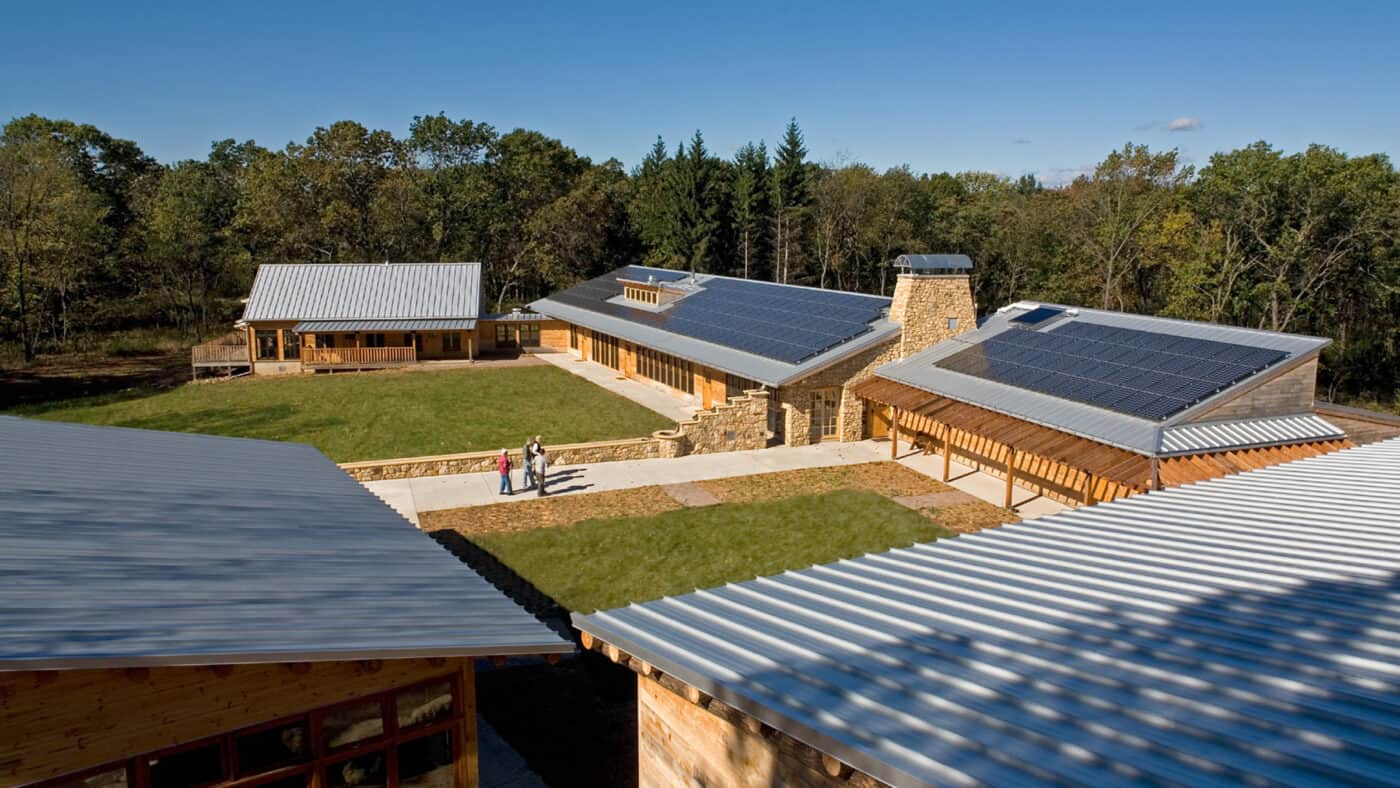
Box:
xmin=941 ymin=429 xmax=953 ymax=482
xmin=457 ymin=661 xmax=480 ymax=788
xmin=890 ymin=406 xmax=899 ymax=458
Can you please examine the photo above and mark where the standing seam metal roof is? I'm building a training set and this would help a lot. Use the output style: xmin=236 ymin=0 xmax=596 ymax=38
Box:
xmin=575 ymin=437 xmax=1400 ymax=787
xmin=241 ymin=263 xmax=482 ymax=322
xmin=0 ymin=416 xmax=569 ymax=670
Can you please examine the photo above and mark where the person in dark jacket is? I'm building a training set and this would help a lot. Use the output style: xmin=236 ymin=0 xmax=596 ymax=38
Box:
xmin=521 ymin=438 xmax=535 ymax=489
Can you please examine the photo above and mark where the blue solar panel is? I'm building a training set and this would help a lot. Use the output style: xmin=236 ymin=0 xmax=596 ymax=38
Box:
xmin=1010 ymin=306 xmax=1066 ymax=325
xmin=551 ymin=267 xmax=889 ymax=364
xmin=934 ymin=321 xmax=1288 ymax=420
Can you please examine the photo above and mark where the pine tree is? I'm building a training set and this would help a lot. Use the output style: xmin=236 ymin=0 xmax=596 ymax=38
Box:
xmin=732 ymin=141 xmax=770 ymax=279
xmin=771 ymin=118 xmax=812 ymax=283
xmin=626 ymin=136 xmax=676 ymax=265
xmin=666 ymin=130 xmax=720 ymax=273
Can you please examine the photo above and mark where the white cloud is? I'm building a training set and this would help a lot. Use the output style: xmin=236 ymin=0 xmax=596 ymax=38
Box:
xmin=1168 ymin=117 xmax=1201 ymax=132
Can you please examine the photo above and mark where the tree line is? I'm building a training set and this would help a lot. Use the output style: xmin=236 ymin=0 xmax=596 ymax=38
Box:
xmin=1 ymin=112 xmax=1395 ymax=405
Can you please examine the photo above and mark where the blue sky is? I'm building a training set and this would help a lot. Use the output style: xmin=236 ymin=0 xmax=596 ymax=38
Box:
xmin=3 ymin=1 xmax=1396 ymax=182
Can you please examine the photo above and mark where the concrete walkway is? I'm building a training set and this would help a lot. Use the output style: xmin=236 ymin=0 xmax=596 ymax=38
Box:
xmin=893 ymin=443 xmax=1068 ymax=519
xmin=366 ymin=440 xmax=886 ymax=524
xmin=533 ymin=350 xmax=699 ymax=423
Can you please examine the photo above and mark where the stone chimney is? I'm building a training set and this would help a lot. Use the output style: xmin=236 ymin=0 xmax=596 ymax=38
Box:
xmin=889 ymin=255 xmax=977 ymax=358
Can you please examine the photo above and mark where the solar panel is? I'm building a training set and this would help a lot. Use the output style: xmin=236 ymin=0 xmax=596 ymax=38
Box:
xmin=934 ymin=320 xmax=1288 ymax=421
xmin=1010 ymin=306 xmax=1066 ymax=325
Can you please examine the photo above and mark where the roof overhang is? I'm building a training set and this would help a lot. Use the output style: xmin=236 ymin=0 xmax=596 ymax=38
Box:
xmin=290 ymin=319 xmax=477 ymax=332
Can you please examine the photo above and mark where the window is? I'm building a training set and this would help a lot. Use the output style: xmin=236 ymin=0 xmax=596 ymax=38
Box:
xmin=623 ymin=284 xmax=659 ymax=305
xmin=315 ymin=334 xmax=335 ymax=349
xmin=281 ymin=330 xmax=300 ymax=360
xmin=947 ymin=317 xmax=959 ymax=331
xmin=725 ymin=374 xmax=760 ymax=401
xmin=568 ymin=325 xmax=579 ymax=350
xmin=636 ymin=347 xmax=693 ymax=394
xmin=591 ymin=331 xmax=619 ymax=370
xmin=495 ymin=324 xmax=515 ymax=348
xmin=255 ymin=330 xmax=279 ymax=361
xmin=411 ymin=334 xmax=423 ymax=353
xmin=811 ymin=387 xmax=839 ymax=440
xmin=364 ymin=333 xmax=386 ymax=348
xmin=35 ymin=675 xmax=467 ymax=788
xmin=519 ymin=322 xmax=540 ymax=347
xmin=442 ymin=332 xmax=461 ymax=352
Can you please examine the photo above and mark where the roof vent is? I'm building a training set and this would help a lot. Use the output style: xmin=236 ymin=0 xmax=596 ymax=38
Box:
xmin=511 ymin=306 xmax=522 ymax=315
xmin=647 ymin=275 xmax=656 ymax=284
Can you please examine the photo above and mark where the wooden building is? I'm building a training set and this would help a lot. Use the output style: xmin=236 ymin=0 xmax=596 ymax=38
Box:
xmin=530 ymin=255 xmax=978 ymax=446
xmin=572 ymin=437 xmax=1400 ymax=786
xmin=198 ymin=263 xmax=565 ymax=376
xmin=856 ymin=301 xmax=1355 ymax=505
xmin=0 ymin=416 xmax=569 ymax=787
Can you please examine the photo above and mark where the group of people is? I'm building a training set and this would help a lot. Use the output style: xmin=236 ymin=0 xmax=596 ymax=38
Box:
xmin=497 ymin=435 xmax=549 ymax=496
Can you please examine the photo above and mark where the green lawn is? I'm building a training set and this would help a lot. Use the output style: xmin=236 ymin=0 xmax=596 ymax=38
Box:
xmin=9 ymin=365 xmax=673 ymax=462
xmin=473 ymin=490 xmax=952 ymax=612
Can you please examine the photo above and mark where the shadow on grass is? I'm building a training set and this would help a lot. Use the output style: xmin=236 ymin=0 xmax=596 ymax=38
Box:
xmin=0 ymin=351 xmax=189 ymax=410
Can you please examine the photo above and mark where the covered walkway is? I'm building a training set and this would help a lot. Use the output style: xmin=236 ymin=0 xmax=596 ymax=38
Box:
xmin=532 ymin=349 xmax=700 ymax=423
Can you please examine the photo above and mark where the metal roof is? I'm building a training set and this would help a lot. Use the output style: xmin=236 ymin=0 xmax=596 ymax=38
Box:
xmin=895 ymin=254 xmax=974 ymax=271
xmin=875 ymin=302 xmax=1332 ymax=455
xmin=532 ymin=266 xmax=900 ymax=387
xmin=0 ymin=417 xmax=570 ymax=670
xmin=242 ymin=263 xmax=482 ymax=322
xmin=481 ymin=311 xmax=547 ymax=322
xmin=1159 ymin=413 xmax=1344 ymax=455
xmin=290 ymin=318 xmax=477 ymax=332
xmin=575 ymin=437 xmax=1400 ymax=787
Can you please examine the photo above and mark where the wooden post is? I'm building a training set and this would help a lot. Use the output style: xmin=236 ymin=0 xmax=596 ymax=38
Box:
xmin=456 ymin=660 xmax=480 ymax=787
xmin=1004 ymin=449 xmax=1019 ymax=508
xmin=1082 ymin=474 xmax=1095 ymax=506
xmin=941 ymin=428 xmax=953 ymax=482
xmin=890 ymin=406 xmax=899 ymax=459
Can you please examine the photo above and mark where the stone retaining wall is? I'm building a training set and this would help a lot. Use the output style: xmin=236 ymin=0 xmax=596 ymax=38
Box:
xmin=341 ymin=390 xmax=771 ymax=481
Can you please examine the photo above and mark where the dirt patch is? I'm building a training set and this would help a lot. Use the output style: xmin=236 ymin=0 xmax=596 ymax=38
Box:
xmin=698 ymin=461 xmax=950 ymax=503
xmin=0 ymin=350 xmax=188 ymax=409
xmin=420 ymin=486 xmax=684 ymax=537
xmin=924 ymin=500 xmax=1021 ymax=533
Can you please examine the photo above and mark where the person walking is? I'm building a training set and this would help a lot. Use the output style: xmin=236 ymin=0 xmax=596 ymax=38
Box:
xmin=533 ymin=448 xmax=549 ymax=497
xmin=521 ymin=438 xmax=536 ymax=489
xmin=497 ymin=449 xmax=513 ymax=496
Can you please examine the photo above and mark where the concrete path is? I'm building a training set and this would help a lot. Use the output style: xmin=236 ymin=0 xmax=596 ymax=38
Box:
xmin=366 ymin=440 xmax=886 ymax=524
xmin=533 ymin=350 xmax=699 ymax=423
xmin=662 ymin=482 xmax=722 ymax=507
xmin=894 ymin=443 xmax=1069 ymax=519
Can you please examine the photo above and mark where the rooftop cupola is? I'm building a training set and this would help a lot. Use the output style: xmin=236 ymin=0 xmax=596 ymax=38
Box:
xmin=890 ymin=253 xmax=977 ymax=358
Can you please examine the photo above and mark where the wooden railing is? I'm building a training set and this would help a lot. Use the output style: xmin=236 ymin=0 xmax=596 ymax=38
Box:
xmin=191 ymin=333 xmax=250 ymax=366
xmin=301 ymin=346 xmax=417 ymax=367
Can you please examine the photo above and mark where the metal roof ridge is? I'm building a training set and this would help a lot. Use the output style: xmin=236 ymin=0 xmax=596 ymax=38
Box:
xmin=1019 ymin=301 xmax=1331 ymax=347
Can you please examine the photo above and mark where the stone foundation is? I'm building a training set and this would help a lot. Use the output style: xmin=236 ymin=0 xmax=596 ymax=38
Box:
xmin=653 ymin=390 xmax=770 ymax=456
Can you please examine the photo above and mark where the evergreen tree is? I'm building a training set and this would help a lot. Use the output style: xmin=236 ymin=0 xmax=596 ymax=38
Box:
xmin=626 ymin=136 xmax=675 ymax=265
xmin=732 ymin=141 xmax=770 ymax=279
xmin=771 ymin=118 xmax=812 ymax=283
xmin=665 ymin=130 xmax=721 ymax=273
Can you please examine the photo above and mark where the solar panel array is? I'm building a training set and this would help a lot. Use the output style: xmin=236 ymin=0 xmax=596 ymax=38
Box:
xmin=936 ymin=320 xmax=1287 ymax=420
xmin=1009 ymin=306 xmax=1065 ymax=325
xmin=550 ymin=267 xmax=888 ymax=364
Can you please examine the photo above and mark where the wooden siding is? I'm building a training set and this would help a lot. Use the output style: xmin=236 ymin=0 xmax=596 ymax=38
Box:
xmin=538 ymin=320 xmax=570 ymax=350
xmin=1187 ymin=357 xmax=1319 ymax=422
xmin=0 ymin=658 xmax=475 ymax=785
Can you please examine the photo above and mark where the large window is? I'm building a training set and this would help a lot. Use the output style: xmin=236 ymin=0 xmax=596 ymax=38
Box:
xmin=636 ymin=347 xmax=693 ymax=394
xmin=495 ymin=324 xmax=515 ymax=348
xmin=281 ymin=330 xmax=300 ymax=360
xmin=442 ymin=332 xmax=461 ymax=352
xmin=623 ymin=284 xmax=659 ymax=305
xmin=364 ymin=333 xmax=386 ymax=348
xmin=568 ymin=325 xmax=579 ymax=350
xmin=811 ymin=387 xmax=840 ymax=440
xmin=725 ymin=374 xmax=760 ymax=401
xmin=591 ymin=331 xmax=619 ymax=370
xmin=255 ymin=330 xmax=279 ymax=361
xmin=315 ymin=334 xmax=336 ymax=349
xmin=519 ymin=323 xmax=540 ymax=347
xmin=36 ymin=676 xmax=464 ymax=788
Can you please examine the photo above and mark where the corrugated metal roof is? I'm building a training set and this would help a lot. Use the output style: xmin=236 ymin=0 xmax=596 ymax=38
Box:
xmin=480 ymin=311 xmax=546 ymax=322
xmin=895 ymin=254 xmax=974 ymax=271
xmin=242 ymin=263 xmax=481 ymax=322
xmin=532 ymin=295 xmax=901 ymax=387
xmin=1159 ymin=413 xmax=1344 ymax=455
xmin=875 ymin=302 xmax=1332 ymax=455
xmin=290 ymin=319 xmax=477 ymax=332
xmin=575 ymin=438 xmax=1400 ymax=787
xmin=0 ymin=417 xmax=570 ymax=670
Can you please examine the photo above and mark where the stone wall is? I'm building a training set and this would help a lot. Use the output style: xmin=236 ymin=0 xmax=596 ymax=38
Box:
xmin=653 ymin=390 xmax=770 ymax=456
xmin=341 ymin=436 xmax=663 ymax=481
xmin=776 ymin=341 xmax=901 ymax=447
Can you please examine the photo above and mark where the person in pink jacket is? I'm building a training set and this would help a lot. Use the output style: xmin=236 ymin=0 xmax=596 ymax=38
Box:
xmin=497 ymin=449 xmax=513 ymax=495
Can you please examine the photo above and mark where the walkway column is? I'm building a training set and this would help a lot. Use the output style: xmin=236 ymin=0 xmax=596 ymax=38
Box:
xmin=1004 ymin=449 xmax=1020 ymax=508
xmin=941 ymin=428 xmax=953 ymax=482
xmin=890 ymin=406 xmax=899 ymax=459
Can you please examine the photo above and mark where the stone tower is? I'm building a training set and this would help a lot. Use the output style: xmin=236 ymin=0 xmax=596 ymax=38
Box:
xmin=888 ymin=254 xmax=978 ymax=358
